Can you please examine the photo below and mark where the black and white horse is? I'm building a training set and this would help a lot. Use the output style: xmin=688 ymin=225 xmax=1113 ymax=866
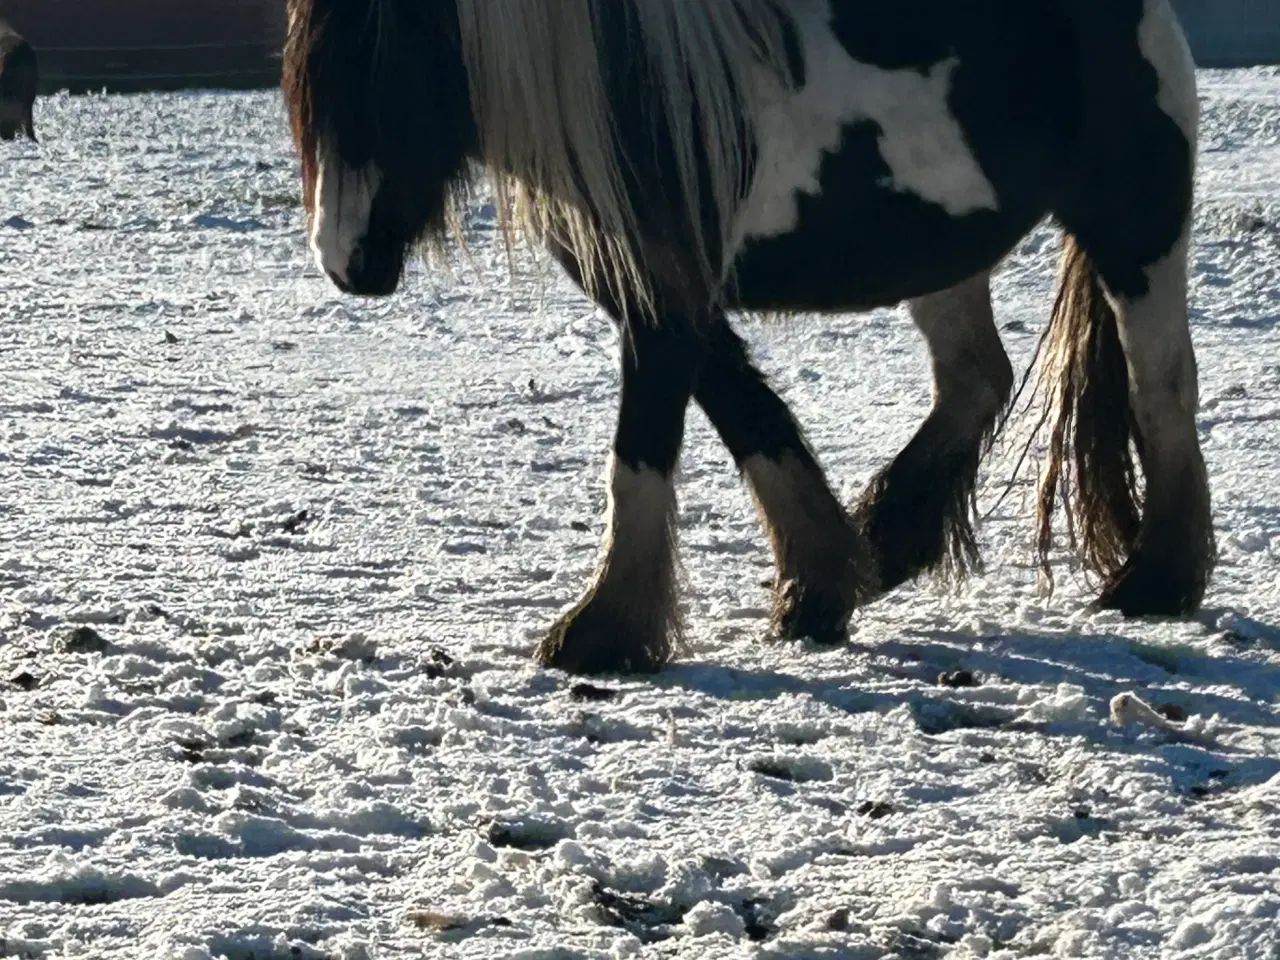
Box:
xmin=283 ymin=0 xmax=1215 ymax=674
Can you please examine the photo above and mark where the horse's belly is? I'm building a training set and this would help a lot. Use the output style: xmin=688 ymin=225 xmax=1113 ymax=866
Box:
xmin=726 ymin=197 xmax=1040 ymax=312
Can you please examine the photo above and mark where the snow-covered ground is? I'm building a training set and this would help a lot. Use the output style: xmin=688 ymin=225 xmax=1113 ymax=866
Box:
xmin=0 ymin=68 xmax=1278 ymax=960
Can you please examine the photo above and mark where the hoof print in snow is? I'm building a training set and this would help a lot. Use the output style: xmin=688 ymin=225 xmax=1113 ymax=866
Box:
xmin=681 ymin=899 xmax=775 ymax=942
xmin=484 ymin=817 xmax=569 ymax=851
xmin=405 ymin=910 xmax=469 ymax=933
xmin=8 ymin=669 xmax=39 ymax=691
xmin=1017 ymin=763 xmax=1050 ymax=785
xmin=701 ymin=855 xmax=747 ymax=879
xmin=910 ymin=698 xmax=1011 ymax=735
xmin=591 ymin=884 xmax=686 ymax=942
xmin=1050 ymin=810 xmax=1108 ymax=843
xmin=737 ymin=898 xmax=775 ymax=942
xmin=1236 ymin=210 xmax=1276 ymax=234
xmin=3 ymin=872 xmax=161 ymax=906
xmin=278 ymin=509 xmax=311 ymax=534
xmin=424 ymin=647 xmax=456 ymax=679
xmin=1187 ymin=770 xmax=1231 ymax=801
xmin=302 ymin=632 xmax=377 ymax=663
xmin=220 ymin=729 xmax=258 ymax=748
xmin=856 ymin=800 xmax=895 ymax=820
xmin=746 ymin=754 xmax=834 ymax=783
xmin=173 ymin=737 xmax=210 ymax=764
xmin=405 ymin=910 xmax=511 ymax=936
xmin=61 ymin=625 xmax=112 ymax=655
xmin=887 ymin=929 xmax=950 ymax=957
xmin=569 ymin=682 xmax=617 ymax=702
xmin=937 ymin=668 xmax=977 ymax=688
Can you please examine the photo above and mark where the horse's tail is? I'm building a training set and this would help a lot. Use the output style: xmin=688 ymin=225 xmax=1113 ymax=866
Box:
xmin=1033 ymin=233 xmax=1141 ymax=591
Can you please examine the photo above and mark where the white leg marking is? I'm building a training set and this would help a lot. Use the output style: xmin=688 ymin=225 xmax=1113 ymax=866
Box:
xmin=1138 ymin=0 xmax=1199 ymax=142
xmin=745 ymin=452 xmax=838 ymax=553
xmin=603 ymin=456 xmax=677 ymax=562
xmin=1111 ymin=235 xmax=1199 ymax=431
xmin=908 ymin=271 xmax=1011 ymax=420
xmin=1131 ymin=2 xmax=1199 ymax=431
xmin=743 ymin=451 xmax=860 ymax=596
xmin=1107 ymin=230 xmax=1212 ymax=603
xmin=733 ymin=0 xmax=998 ymax=251
xmin=309 ymin=147 xmax=382 ymax=285
xmin=592 ymin=456 xmax=679 ymax=618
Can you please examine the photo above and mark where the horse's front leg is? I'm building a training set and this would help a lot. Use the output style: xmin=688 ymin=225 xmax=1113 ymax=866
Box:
xmin=695 ymin=315 xmax=873 ymax=644
xmin=535 ymin=316 xmax=699 ymax=675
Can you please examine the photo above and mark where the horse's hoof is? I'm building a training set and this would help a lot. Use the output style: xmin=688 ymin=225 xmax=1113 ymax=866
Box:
xmin=770 ymin=579 xmax=850 ymax=646
xmin=535 ymin=603 xmax=674 ymax=675
xmin=1095 ymin=559 xmax=1202 ymax=617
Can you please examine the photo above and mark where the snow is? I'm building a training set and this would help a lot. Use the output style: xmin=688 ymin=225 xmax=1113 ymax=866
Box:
xmin=0 ymin=71 xmax=1278 ymax=959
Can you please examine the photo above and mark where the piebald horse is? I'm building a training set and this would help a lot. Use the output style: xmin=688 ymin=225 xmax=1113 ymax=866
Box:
xmin=282 ymin=0 xmax=1215 ymax=674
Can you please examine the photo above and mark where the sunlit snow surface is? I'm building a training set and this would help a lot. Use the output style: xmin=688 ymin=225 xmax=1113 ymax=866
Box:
xmin=1 ymin=70 xmax=1278 ymax=960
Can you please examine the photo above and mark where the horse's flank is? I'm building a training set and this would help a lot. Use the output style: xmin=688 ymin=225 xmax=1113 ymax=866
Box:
xmin=454 ymin=0 xmax=797 ymax=313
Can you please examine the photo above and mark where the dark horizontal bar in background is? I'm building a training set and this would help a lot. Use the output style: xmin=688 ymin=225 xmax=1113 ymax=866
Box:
xmin=0 ymin=0 xmax=287 ymax=94
xmin=1 ymin=0 xmax=1278 ymax=96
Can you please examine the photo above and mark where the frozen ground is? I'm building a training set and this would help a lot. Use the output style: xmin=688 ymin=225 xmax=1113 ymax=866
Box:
xmin=0 ymin=69 xmax=1278 ymax=960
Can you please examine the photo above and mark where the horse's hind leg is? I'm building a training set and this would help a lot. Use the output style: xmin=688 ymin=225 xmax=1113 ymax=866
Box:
xmin=1040 ymin=226 xmax=1212 ymax=614
xmin=695 ymin=317 xmax=871 ymax=643
xmin=1099 ymin=234 xmax=1212 ymax=613
xmin=852 ymin=271 xmax=1013 ymax=595
xmin=1041 ymin=0 xmax=1213 ymax=614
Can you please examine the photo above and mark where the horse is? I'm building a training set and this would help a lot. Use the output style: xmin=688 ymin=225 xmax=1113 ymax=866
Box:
xmin=0 ymin=20 xmax=37 ymax=142
xmin=281 ymin=0 xmax=1216 ymax=675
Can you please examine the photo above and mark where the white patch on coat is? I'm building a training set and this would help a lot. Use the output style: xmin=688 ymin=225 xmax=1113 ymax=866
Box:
xmin=732 ymin=0 xmax=998 ymax=252
xmin=601 ymin=456 xmax=677 ymax=569
xmin=1110 ymin=234 xmax=1199 ymax=424
xmin=907 ymin=270 xmax=1012 ymax=419
xmin=309 ymin=147 xmax=382 ymax=285
xmin=590 ymin=455 xmax=680 ymax=625
xmin=741 ymin=451 xmax=863 ymax=606
xmin=1138 ymin=0 xmax=1199 ymax=142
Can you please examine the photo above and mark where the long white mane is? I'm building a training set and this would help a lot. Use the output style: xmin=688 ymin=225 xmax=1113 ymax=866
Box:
xmin=453 ymin=0 xmax=797 ymax=311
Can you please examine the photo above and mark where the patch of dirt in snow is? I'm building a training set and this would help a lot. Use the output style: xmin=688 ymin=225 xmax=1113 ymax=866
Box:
xmin=0 ymin=75 xmax=1278 ymax=959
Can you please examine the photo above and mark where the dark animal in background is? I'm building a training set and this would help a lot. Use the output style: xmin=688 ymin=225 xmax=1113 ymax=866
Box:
xmin=0 ymin=19 xmax=37 ymax=141
xmin=282 ymin=0 xmax=1216 ymax=675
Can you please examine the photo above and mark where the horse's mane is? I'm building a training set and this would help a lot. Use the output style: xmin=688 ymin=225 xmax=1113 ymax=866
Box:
xmin=454 ymin=0 xmax=796 ymax=313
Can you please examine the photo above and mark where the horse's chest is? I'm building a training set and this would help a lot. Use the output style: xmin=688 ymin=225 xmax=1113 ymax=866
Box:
xmin=731 ymin=22 xmax=998 ymax=253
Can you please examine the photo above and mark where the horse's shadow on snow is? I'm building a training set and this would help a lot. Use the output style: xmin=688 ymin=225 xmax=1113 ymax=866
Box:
xmin=666 ymin=621 xmax=1280 ymax=722
xmin=655 ymin=612 xmax=1280 ymax=791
